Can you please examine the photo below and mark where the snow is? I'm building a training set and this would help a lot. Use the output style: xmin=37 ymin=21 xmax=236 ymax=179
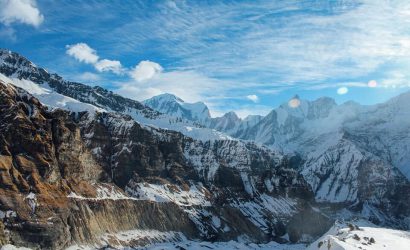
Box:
xmin=0 ymin=74 xmax=12 ymax=86
xmin=24 ymin=192 xmax=37 ymax=214
xmin=0 ymin=73 xmax=104 ymax=114
xmin=211 ymin=215 xmax=221 ymax=228
xmin=0 ymin=210 xmax=16 ymax=219
xmin=0 ymin=245 xmax=32 ymax=250
xmin=125 ymin=182 xmax=211 ymax=206
xmin=183 ymin=140 xmax=278 ymax=182
xmin=68 ymin=183 xmax=135 ymax=201
xmin=307 ymin=220 xmax=410 ymax=250
xmin=230 ymin=196 xmax=298 ymax=233
xmin=139 ymin=240 xmax=305 ymax=250
xmin=67 ymin=231 xmax=305 ymax=250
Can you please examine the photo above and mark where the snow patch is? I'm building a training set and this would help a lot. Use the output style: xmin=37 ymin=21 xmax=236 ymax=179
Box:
xmin=125 ymin=182 xmax=211 ymax=207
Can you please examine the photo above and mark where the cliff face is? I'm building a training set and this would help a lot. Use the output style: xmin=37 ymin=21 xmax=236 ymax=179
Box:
xmin=0 ymin=81 xmax=328 ymax=249
xmin=0 ymin=81 xmax=199 ymax=249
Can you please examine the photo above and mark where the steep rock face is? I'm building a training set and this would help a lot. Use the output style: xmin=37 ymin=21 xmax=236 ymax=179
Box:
xmin=0 ymin=80 xmax=104 ymax=187
xmin=0 ymin=82 xmax=200 ymax=249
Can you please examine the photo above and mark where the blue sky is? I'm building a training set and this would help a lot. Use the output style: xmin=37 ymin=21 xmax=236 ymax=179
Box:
xmin=1 ymin=0 xmax=410 ymax=117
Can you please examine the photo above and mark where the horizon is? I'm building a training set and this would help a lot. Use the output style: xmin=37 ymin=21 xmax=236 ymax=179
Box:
xmin=1 ymin=1 xmax=410 ymax=117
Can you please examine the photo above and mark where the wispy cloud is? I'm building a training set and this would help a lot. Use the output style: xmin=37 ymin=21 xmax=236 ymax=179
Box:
xmin=26 ymin=0 xmax=410 ymax=116
xmin=102 ymin=0 xmax=410 ymax=87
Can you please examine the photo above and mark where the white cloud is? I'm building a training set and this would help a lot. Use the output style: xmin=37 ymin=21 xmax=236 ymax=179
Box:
xmin=95 ymin=59 xmax=123 ymax=74
xmin=66 ymin=43 xmax=99 ymax=64
xmin=0 ymin=0 xmax=44 ymax=27
xmin=130 ymin=60 xmax=163 ymax=82
xmin=246 ymin=94 xmax=259 ymax=102
xmin=66 ymin=43 xmax=125 ymax=74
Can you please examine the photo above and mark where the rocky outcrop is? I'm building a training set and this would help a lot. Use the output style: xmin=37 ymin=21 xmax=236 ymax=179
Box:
xmin=0 ymin=82 xmax=199 ymax=249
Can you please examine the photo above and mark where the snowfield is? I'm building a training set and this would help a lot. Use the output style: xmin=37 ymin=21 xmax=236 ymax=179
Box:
xmin=307 ymin=220 xmax=410 ymax=250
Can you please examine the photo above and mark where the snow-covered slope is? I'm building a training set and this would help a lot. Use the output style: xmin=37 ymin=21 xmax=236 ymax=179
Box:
xmin=307 ymin=220 xmax=410 ymax=250
xmin=0 ymin=49 xmax=230 ymax=141
xmin=0 ymin=73 xmax=103 ymax=114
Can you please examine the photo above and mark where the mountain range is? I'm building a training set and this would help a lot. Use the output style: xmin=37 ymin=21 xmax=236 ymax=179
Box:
xmin=0 ymin=49 xmax=409 ymax=249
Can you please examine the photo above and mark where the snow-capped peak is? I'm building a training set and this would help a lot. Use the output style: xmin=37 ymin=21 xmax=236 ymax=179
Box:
xmin=143 ymin=93 xmax=211 ymax=124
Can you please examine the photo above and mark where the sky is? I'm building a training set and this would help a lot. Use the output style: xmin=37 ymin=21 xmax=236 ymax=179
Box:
xmin=1 ymin=0 xmax=410 ymax=118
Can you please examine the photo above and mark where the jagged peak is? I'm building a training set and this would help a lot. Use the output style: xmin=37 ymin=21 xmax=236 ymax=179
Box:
xmin=145 ymin=93 xmax=185 ymax=104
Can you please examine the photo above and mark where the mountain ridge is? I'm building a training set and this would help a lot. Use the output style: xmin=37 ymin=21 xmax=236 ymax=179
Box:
xmin=1 ymin=49 xmax=410 ymax=249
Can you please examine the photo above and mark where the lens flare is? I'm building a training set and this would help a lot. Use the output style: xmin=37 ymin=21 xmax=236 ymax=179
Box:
xmin=368 ymin=80 xmax=377 ymax=88
xmin=288 ymin=98 xmax=301 ymax=108
xmin=337 ymin=87 xmax=349 ymax=95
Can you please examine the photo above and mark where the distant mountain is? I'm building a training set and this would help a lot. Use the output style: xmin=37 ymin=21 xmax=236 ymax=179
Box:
xmin=143 ymin=93 xmax=263 ymax=136
xmin=143 ymin=93 xmax=211 ymax=125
